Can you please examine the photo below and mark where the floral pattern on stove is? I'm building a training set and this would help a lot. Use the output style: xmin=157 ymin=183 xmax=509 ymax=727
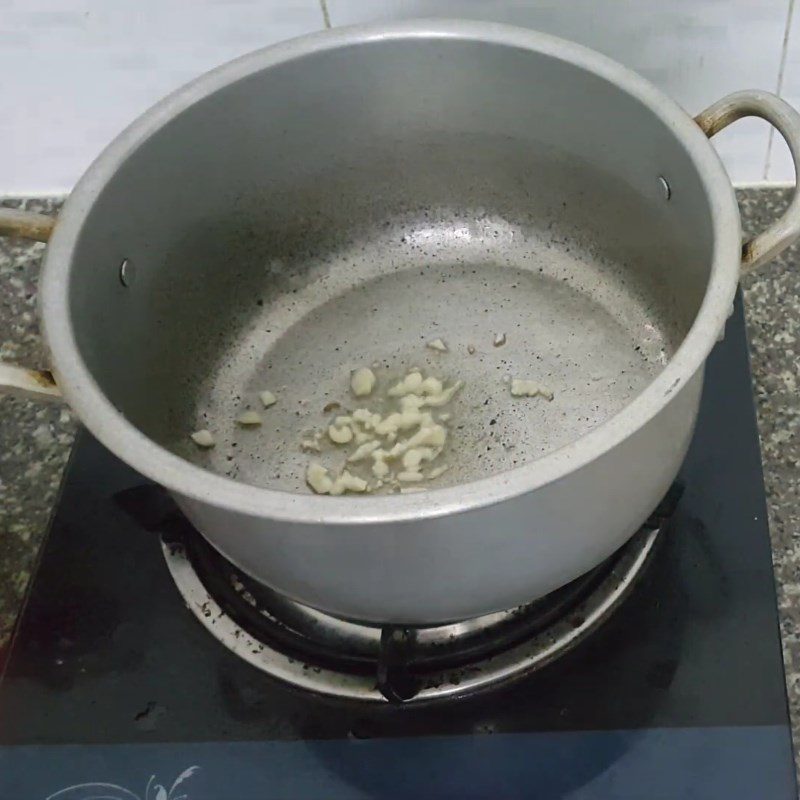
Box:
xmin=45 ymin=766 xmax=200 ymax=800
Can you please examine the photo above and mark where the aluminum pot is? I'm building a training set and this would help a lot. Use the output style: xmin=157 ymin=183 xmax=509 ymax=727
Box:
xmin=2 ymin=20 xmax=799 ymax=625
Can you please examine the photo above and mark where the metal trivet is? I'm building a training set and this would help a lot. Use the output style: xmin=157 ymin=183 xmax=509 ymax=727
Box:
xmin=160 ymin=500 xmax=672 ymax=703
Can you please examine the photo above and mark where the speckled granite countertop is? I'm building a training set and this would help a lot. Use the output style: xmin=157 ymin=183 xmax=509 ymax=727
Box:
xmin=1 ymin=190 xmax=799 ymax=749
xmin=0 ymin=198 xmax=75 ymax=659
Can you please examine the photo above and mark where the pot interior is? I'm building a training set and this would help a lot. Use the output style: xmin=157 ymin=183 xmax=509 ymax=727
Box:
xmin=63 ymin=31 xmax=717 ymax=493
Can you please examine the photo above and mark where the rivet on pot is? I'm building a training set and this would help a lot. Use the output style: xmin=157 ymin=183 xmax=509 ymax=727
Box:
xmin=119 ymin=258 xmax=136 ymax=287
xmin=657 ymin=175 xmax=671 ymax=201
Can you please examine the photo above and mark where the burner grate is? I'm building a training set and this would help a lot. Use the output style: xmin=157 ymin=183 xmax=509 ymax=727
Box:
xmin=160 ymin=494 xmax=675 ymax=702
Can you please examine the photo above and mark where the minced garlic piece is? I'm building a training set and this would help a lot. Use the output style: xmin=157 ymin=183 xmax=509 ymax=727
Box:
xmin=422 ymin=380 xmax=463 ymax=407
xmin=190 ymin=429 xmax=215 ymax=448
xmin=329 ymin=470 xmax=368 ymax=496
xmin=259 ymin=390 xmax=277 ymax=408
xmin=236 ymin=410 xmax=263 ymax=426
xmin=352 ymin=408 xmax=381 ymax=429
xmin=306 ymin=463 xmax=333 ymax=494
xmin=371 ymin=452 xmax=391 ymax=478
xmin=397 ymin=470 xmax=424 ymax=483
xmin=328 ymin=424 xmax=353 ymax=444
xmin=347 ymin=440 xmax=381 ymax=463
xmin=402 ymin=447 xmax=436 ymax=471
xmin=388 ymin=371 xmax=423 ymax=397
xmin=306 ymin=463 xmax=368 ymax=495
xmin=350 ymin=367 xmax=376 ymax=397
xmin=510 ymin=379 xmax=554 ymax=400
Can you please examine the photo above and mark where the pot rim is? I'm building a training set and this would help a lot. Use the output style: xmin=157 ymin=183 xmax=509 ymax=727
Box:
xmin=40 ymin=19 xmax=741 ymax=525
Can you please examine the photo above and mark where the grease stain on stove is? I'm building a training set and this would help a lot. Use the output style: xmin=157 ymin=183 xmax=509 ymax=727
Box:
xmin=134 ymin=700 xmax=167 ymax=732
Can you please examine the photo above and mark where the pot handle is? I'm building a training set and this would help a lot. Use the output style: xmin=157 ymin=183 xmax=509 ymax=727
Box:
xmin=695 ymin=90 xmax=800 ymax=271
xmin=0 ymin=206 xmax=62 ymax=401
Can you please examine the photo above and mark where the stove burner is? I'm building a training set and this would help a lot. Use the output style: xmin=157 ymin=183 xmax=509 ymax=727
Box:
xmin=161 ymin=495 xmax=675 ymax=702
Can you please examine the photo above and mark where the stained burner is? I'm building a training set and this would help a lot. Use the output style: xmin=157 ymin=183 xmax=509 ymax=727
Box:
xmin=160 ymin=491 xmax=677 ymax=702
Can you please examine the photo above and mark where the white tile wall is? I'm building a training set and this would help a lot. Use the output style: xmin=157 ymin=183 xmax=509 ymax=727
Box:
xmin=768 ymin=0 xmax=799 ymax=181
xmin=328 ymin=0 xmax=793 ymax=184
xmin=0 ymin=0 xmax=324 ymax=193
xmin=1 ymin=0 xmax=798 ymax=191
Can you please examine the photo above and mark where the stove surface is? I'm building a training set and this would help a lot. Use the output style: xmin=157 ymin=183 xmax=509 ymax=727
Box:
xmin=0 ymin=294 xmax=796 ymax=799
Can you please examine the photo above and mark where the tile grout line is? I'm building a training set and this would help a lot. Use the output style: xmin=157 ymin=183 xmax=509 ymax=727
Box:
xmin=319 ymin=0 xmax=331 ymax=29
xmin=764 ymin=0 xmax=796 ymax=180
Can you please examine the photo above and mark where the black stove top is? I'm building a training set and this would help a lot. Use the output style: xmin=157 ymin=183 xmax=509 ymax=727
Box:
xmin=0 ymin=294 xmax=796 ymax=799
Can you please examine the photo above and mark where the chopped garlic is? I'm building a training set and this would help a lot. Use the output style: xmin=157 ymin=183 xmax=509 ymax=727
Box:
xmin=371 ymin=451 xmax=391 ymax=478
xmin=304 ymin=368 xmax=461 ymax=494
xmin=306 ymin=463 xmax=333 ymax=494
xmin=510 ymin=379 xmax=537 ymax=397
xmin=259 ymin=390 xmax=277 ymax=408
xmin=352 ymin=408 xmax=381 ymax=429
xmin=382 ymin=421 xmax=446 ymax=462
xmin=427 ymin=464 xmax=449 ymax=479
xmin=420 ymin=376 xmax=443 ymax=395
xmin=329 ymin=470 xmax=368 ymax=496
xmin=374 ymin=406 xmax=426 ymax=437
xmin=236 ymin=410 xmax=263 ymax=426
xmin=405 ymin=422 xmax=446 ymax=449
xmin=347 ymin=440 xmax=381 ymax=462
xmin=306 ymin=463 xmax=367 ymax=495
xmin=510 ymin=379 xmax=554 ymax=401
xmin=388 ymin=371 xmax=423 ymax=397
xmin=328 ymin=424 xmax=353 ymax=444
xmin=493 ymin=332 xmax=507 ymax=347
xmin=301 ymin=438 xmax=322 ymax=453
xmin=427 ymin=338 xmax=448 ymax=352
xmin=467 ymin=344 xmax=476 ymax=355
xmin=421 ymin=380 xmax=463 ymax=407
xmin=398 ymin=470 xmax=424 ymax=483
xmin=190 ymin=429 xmax=215 ymax=448
xmin=402 ymin=447 xmax=436 ymax=471
xmin=386 ymin=371 xmax=461 ymax=407
xmin=350 ymin=367 xmax=376 ymax=397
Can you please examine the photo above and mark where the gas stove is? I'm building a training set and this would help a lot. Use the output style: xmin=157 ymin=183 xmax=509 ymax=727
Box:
xmin=0 ymin=293 xmax=796 ymax=799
